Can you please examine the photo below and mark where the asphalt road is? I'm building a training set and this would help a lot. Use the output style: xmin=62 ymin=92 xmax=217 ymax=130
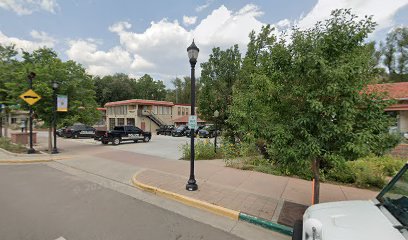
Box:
xmin=0 ymin=164 xmax=243 ymax=240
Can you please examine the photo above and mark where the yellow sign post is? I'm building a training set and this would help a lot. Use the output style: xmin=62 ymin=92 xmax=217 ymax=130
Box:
xmin=19 ymin=89 xmax=41 ymax=105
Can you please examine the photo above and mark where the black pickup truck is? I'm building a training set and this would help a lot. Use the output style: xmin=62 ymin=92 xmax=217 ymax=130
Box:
xmin=94 ymin=125 xmax=151 ymax=145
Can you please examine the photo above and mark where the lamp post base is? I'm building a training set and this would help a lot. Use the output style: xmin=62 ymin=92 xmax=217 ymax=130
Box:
xmin=186 ymin=179 xmax=198 ymax=191
xmin=27 ymin=148 xmax=36 ymax=154
xmin=51 ymin=148 xmax=59 ymax=154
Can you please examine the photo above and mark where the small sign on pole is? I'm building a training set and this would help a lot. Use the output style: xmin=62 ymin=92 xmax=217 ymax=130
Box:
xmin=57 ymin=95 xmax=68 ymax=112
xmin=188 ymin=115 xmax=197 ymax=129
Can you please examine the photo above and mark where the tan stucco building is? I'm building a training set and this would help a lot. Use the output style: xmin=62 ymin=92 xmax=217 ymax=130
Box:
xmin=104 ymin=99 xmax=200 ymax=132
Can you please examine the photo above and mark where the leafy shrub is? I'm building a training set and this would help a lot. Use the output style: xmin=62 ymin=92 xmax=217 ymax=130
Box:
xmin=0 ymin=137 xmax=27 ymax=153
xmin=326 ymin=162 xmax=356 ymax=184
xmin=180 ymin=139 xmax=220 ymax=160
xmin=344 ymin=155 xmax=405 ymax=188
xmin=347 ymin=160 xmax=386 ymax=188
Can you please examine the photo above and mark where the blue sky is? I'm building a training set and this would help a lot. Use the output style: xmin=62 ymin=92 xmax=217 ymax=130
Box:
xmin=0 ymin=0 xmax=407 ymax=87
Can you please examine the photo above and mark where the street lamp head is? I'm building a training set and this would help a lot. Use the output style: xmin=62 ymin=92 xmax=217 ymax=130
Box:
xmin=213 ymin=110 xmax=219 ymax=118
xmin=52 ymin=81 xmax=59 ymax=90
xmin=28 ymin=72 xmax=36 ymax=80
xmin=187 ymin=39 xmax=199 ymax=63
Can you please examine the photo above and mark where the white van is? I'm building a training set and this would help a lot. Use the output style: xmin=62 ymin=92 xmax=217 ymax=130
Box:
xmin=292 ymin=163 xmax=408 ymax=240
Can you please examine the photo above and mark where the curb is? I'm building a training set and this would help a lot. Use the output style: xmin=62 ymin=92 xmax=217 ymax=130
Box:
xmin=239 ymin=213 xmax=293 ymax=236
xmin=131 ymin=174 xmax=239 ymax=220
xmin=131 ymin=173 xmax=293 ymax=236
xmin=0 ymin=156 xmax=72 ymax=164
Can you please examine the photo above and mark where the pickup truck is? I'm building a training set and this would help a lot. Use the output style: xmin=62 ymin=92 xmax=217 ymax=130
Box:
xmin=95 ymin=125 xmax=151 ymax=145
xmin=292 ymin=162 xmax=408 ymax=240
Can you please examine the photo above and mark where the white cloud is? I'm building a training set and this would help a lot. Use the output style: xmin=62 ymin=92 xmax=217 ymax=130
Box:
xmin=0 ymin=30 xmax=56 ymax=52
xmin=196 ymin=0 xmax=213 ymax=12
xmin=297 ymin=0 xmax=408 ymax=32
xmin=65 ymin=4 xmax=265 ymax=85
xmin=276 ymin=19 xmax=291 ymax=28
xmin=66 ymin=39 xmax=133 ymax=76
xmin=0 ymin=0 xmax=59 ymax=15
xmin=183 ymin=16 xmax=197 ymax=26
xmin=64 ymin=1 xmax=407 ymax=86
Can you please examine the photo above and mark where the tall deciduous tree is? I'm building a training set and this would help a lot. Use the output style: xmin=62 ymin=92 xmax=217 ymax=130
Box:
xmin=229 ymin=9 xmax=399 ymax=203
xmin=3 ymin=47 xmax=99 ymax=127
xmin=198 ymin=45 xmax=241 ymax=134
xmin=380 ymin=26 xmax=408 ymax=82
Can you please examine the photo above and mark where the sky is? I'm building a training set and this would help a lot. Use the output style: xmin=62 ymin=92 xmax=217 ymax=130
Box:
xmin=0 ymin=0 xmax=407 ymax=87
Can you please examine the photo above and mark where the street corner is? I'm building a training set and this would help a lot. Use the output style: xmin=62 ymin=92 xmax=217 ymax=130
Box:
xmin=131 ymin=170 xmax=240 ymax=220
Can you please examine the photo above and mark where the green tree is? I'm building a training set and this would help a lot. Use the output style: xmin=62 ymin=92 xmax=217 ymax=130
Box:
xmin=94 ymin=73 xmax=136 ymax=106
xmin=3 ymin=47 xmax=99 ymax=127
xmin=380 ymin=26 xmax=408 ymax=82
xmin=229 ymin=9 xmax=399 ymax=203
xmin=135 ymin=74 xmax=167 ymax=100
xmin=198 ymin=45 xmax=241 ymax=134
xmin=165 ymin=76 xmax=201 ymax=104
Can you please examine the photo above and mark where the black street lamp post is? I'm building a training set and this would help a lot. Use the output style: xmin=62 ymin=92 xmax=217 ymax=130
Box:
xmin=213 ymin=110 xmax=219 ymax=153
xmin=52 ymin=81 xmax=59 ymax=154
xmin=186 ymin=40 xmax=199 ymax=191
xmin=27 ymin=72 xmax=36 ymax=154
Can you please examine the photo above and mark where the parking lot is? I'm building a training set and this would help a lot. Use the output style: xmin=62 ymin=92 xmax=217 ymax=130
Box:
xmin=63 ymin=134 xmax=215 ymax=160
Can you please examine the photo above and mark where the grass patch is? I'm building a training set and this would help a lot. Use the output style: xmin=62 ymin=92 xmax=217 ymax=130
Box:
xmin=0 ymin=137 xmax=27 ymax=153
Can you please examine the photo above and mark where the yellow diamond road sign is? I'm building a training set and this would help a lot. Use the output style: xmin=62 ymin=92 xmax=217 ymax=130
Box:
xmin=19 ymin=89 xmax=41 ymax=105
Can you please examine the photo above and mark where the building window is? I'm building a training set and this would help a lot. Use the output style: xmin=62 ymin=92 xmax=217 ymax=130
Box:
xmin=178 ymin=107 xmax=181 ymax=115
xmin=117 ymin=118 xmax=125 ymax=126
xmin=129 ymin=105 xmax=136 ymax=110
xmin=109 ymin=118 xmax=115 ymax=130
xmin=11 ymin=118 xmax=17 ymax=124
xmin=153 ymin=106 xmax=158 ymax=114
xmin=127 ymin=118 xmax=135 ymax=126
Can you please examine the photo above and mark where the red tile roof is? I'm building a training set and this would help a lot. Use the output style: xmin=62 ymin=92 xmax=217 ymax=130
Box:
xmin=173 ymin=115 xmax=206 ymax=123
xmin=367 ymin=82 xmax=408 ymax=99
xmin=105 ymin=99 xmax=174 ymax=107
xmin=96 ymin=107 xmax=106 ymax=111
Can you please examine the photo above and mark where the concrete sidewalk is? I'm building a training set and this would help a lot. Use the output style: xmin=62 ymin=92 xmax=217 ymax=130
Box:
xmin=131 ymin=159 xmax=378 ymax=228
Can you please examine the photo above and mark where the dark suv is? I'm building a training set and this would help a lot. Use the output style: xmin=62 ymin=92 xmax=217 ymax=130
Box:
xmin=172 ymin=125 xmax=189 ymax=137
xmin=185 ymin=125 xmax=205 ymax=137
xmin=198 ymin=125 xmax=220 ymax=138
xmin=156 ymin=125 xmax=175 ymax=136
xmin=64 ymin=124 xmax=95 ymax=138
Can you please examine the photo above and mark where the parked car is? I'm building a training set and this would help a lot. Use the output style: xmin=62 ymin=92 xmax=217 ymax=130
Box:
xmin=156 ymin=125 xmax=175 ymax=136
xmin=198 ymin=125 xmax=220 ymax=138
xmin=56 ymin=127 xmax=66 ymax=137
xmin=292 ymin=162 xmax=408 ymax=240
xmin=185 ymin=125 xmax=205 ymax=137
xmin=95 ymin=125 xmax=151 ymax=145
xmin=64 ymin=124 xmax=95 ymax=138
xmin=172 ymin=125 xmax=189 ymax=137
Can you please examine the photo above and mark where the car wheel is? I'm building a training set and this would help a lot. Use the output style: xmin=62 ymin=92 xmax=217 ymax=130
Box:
xmin=209 ymin=133 xmax=213 ymax=138
xmin=112 ymin=137 xmax=121 ymax=145
xmin=102 ymin=140 xmax=109 ymax=145
xmin=143 ymin=136 xmax=151 ymax=142
xmin=72 ymin=133 xmax=79 ymax=139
